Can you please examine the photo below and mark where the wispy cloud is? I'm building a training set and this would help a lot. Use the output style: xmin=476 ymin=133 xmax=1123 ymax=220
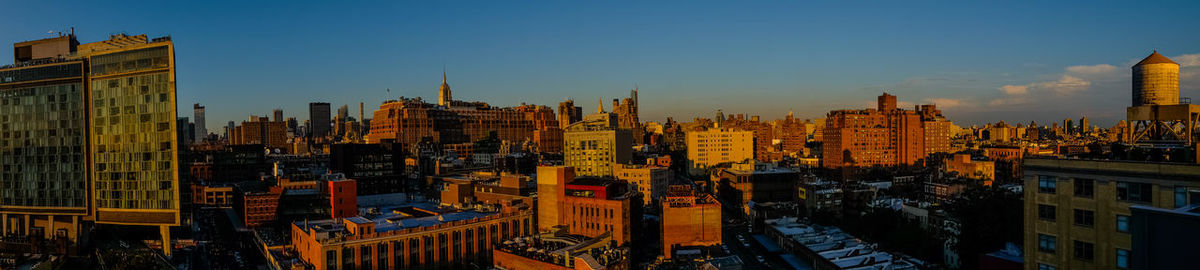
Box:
xmin=1065 ymin=64 xmax=1117 ymax=76
xmin=925 ymin=98 xmax=970 ymax=109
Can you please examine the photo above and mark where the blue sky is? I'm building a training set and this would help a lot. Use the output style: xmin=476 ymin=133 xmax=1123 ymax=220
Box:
xmin=3 ymin=1 xmax=1199 ymax=128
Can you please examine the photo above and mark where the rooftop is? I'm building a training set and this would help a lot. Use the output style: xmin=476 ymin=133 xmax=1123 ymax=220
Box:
xmin=765 ymin=217 xmax=925 ymax=270
xmin=296 ymin=193 xmax=501 ymax=236
xmin=1134 ymin=51 xmax=1178 ymax=66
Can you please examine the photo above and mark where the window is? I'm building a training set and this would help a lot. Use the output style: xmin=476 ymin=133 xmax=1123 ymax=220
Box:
xmin=1177 ymin=186 xmax=1189 ymax=208
xmin=1117 ymin=182 xmax=1153 ymax=203
xmin=1116 ymin=248 xmax=1130 ymax=269
xmin=377 ymin=243 xmax=387 ymax=270
xmin=1037 ymin=204 xmax=1056 ymax=221
xmin=1074 ymin=178 xmax=1094 ymax=198
xmin=1038 ymin=264 xmax=1057 ymax=270
xmin=326 ymin=250 xmax=337 ymax=270
xmin=1038 ymin=176 xmax=1056 ymax=193
xmin=360 ymin=245 xmax=371 ymax=269
xmin=1073 ymin=241 xmax=1094 ymax=261
xmin=1037 ymin=234 xmax=1056 ymax=253
xmin=1116 ymin=215 xmax=1130 ymax=233
xmin=1074 ymin=209 xmax=1095 ymax=227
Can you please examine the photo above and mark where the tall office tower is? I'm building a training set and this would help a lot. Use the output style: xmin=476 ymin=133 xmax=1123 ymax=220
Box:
xmin=822 ymin=93 xmax=926 ymax=169
xmin=1064 ymin=118 xmax=1074 ymax=135
xmin=309 ymin=102 xmax=330 ymax=139
xmin=84 ymin=34 xmax=180 ymax=254
xmin=557 ymin=99 xmax=582 ymax=129
xmin=1023 ymin=158 xmax=1200 ymax=270
xmin=0 ymin=33 xmax=89 ymax=243
xmin=272 ymin=108 xmax=283 ymax=122
xmin=1079 ymin=116 xmax=1089 ymax=134
xmin=438 ymin=70 xmax=453 ymax=106
xmin=193 ymin=103 xmax=206 ymax=143
xmin=225 ymin=121 xmax=235 ymax=139
xmin=563 ymin=112 xmax=632 ymax=177
xmin=285 ymin=117 xmax=298 ymax=137
xmin=177 ymin=117 xmax=194 ymax=146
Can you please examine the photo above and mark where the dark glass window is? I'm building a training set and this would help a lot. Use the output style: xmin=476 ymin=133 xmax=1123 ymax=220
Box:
xmin=1073 ymin=241 xmax=1094 ymax=261
xmin=1073 ymin=209 xmax=1094 ymax=227
xmin=1116 ymin=215 xmax=1130 ymax=233
xmin=1038 ymin=176 xmax=1056 ymax=193
xmin=1037 ymin=204 xmax=1056 ymax=221
xmin=1117 ymin=182 xmax=1153 ymax=203
xmin=1116 ymin=248 xmax=1130 ymax=269
xmin=1073 ymin=179 xmax=1094 ymax=198
xmin=1037 ymin=234 xmax=1056 ymax=253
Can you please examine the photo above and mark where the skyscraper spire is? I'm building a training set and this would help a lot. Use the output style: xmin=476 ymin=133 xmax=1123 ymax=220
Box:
xmin=597 ymin=98 xmax=605 ymax=113
xmin=438 ymin=68 xmax=452 ymax=106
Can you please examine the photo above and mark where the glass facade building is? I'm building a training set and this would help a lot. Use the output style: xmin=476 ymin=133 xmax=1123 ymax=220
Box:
xmin=87 ymin=42 xmax=180 ymax=226
xmin=0 ymin=62 xmax=88 ymax=210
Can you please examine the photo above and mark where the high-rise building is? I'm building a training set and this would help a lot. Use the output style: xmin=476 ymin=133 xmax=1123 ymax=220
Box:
xmin=612 ymin=88 xmax=641 ymax=144
xmin=821 ymin=93 xmax=927 ymax=169
xmin=685 ymin=128 xmax=754 ymax=176
xmin=0 ymin=33 xmax=89 ymax=243
xmin=917 ymin=104 xmax=953 ymax=155
xmin=1079 ymin=116 xmax=1089 ymax=134
xmin=1063 ymin=118 xmax=1073 ymax=135
xmin=1022 ymin=157 xmax=1200 ymax=270
xmin=438 ymin=70 xmax=454 ymax=106
xmin=194 ymin=103 xmax=206 ymax=143
xmin=86 ymin=33 xmax=181 ymax=231
xmin=563 ymin=112 xmax=632 ymax=177
xmin=558 ymin=99 xmax=582 ymax=130
xmin=273 ymin=108 xmax=283 ymax=122
xmin=229 ymin=116 xmax=289 ymax=149
xmin=309 ymin=102 xmax=331 ymax=139
xmin=661 ymin=185 xmax=721 ymax=259
xmin=780 ymin=110 xmax=807 ymax=156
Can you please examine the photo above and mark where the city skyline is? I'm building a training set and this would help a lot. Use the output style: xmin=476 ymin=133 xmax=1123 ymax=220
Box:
xmin=4 ymin=1 xmax=1199 ymax=127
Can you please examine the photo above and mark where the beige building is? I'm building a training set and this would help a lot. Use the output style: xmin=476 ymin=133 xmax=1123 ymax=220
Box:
xmin=944 ymin=154 xmax=995 ymax=182
xmin=1023 ymin=157 xmax=1200 ymax=270
xmin=563 ymin=113 xmax=632 ymax=177
xmin=614 ymin=164 xmax=672 ymax=205
xmin=686 ymin=128 xmax=754 ymax=175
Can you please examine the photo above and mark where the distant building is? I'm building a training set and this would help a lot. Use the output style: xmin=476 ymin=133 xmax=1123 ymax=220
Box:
xmin=557 ymin=99 xmax=582 ymax=130
xmin=563 ymin=113 xmax=632 ymax=177
xmin=1022 ymin=157 xmax=1200 ymax=270
xmin=194 ymin=104 xmax=207 ymax=143
xmin=686 ymin=128 xmax=754 ymax=176
xmin=229 ymin=116 xmax=289 ymax=150
xmin=613 ymin=164 xmax=672 ymax=205
xmin=944 ymin=154 xmax=995 ymax=182
xmin=823 ymin=93 xmax=949 ymax=169
xmin=310 ymin=102 xmax=332 ymax=139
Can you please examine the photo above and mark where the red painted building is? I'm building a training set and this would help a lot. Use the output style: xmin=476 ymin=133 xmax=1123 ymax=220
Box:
xmin=328 ymin=179 xmax=357 ymax=219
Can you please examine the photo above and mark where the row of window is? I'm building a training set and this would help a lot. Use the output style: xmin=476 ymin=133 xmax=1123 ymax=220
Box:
xmin=1037 ymin=176 xmax=1154 ymax=203
xmin=1036 ymin=235 xmax=1129 ymax=268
